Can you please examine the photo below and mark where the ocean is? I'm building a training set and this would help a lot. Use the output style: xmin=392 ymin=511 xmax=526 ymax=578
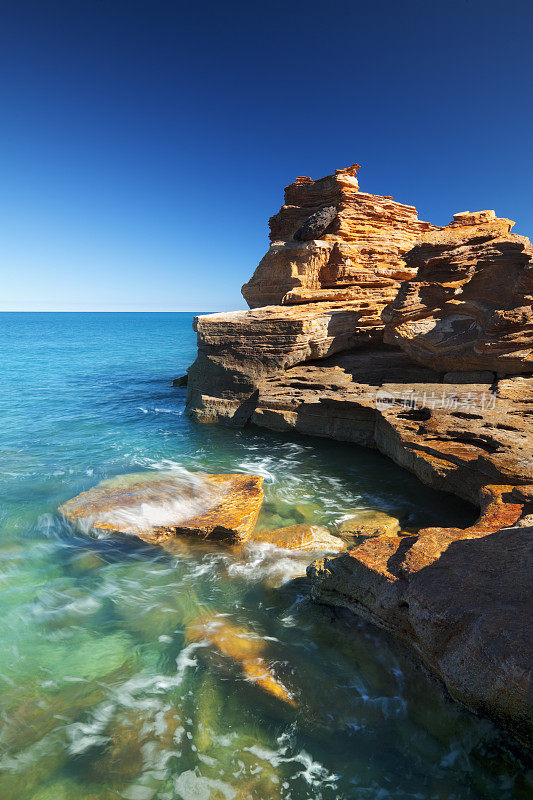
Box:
xmin=0 ymin=312 xmax=527 ymax=799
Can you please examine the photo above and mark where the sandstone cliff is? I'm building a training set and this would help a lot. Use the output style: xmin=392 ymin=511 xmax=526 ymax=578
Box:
xmin=242 ymin=164 xmax=438 ymax=312
xmin=186 ymin=164 xmax=533 ymax=747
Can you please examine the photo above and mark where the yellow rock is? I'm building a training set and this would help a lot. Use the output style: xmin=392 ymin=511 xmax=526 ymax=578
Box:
xmin=336 ymin=508 xmax=401 ymax=538
xmin=59 ymin=471 xmax=264 ymax=544
xmin=251 ymin=523 xmax=346 ymax=552
xmin=186 ymin=615 xmax=296 ymax=707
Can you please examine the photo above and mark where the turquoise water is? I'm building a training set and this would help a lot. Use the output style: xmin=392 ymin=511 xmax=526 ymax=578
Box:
xmin=0 ymin=312 xmax=529 ymax=800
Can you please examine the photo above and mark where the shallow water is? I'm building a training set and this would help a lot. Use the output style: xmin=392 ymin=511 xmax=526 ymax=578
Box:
xmin=0 ymin=312 xmax=530 ymax=800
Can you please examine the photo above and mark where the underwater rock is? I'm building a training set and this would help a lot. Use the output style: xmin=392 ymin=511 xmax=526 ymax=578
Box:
xmin=185 ymin=614 xmax=296 ymax=707
xmin=336 ymin=509 xmax=401 ymax=538
xmin=251 ymin=523 xmax=346 ymax=552
xmin=86 ymin=705 xmax=183 ymax=787
xmin=59 ymin=471 xmax=264 ymax=544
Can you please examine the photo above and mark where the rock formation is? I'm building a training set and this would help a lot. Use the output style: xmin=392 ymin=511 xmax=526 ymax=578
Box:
xmin=59 ymin=471 xmax=264 ymax=544
xmin=308 ymin=486 xmax=533 ymax=746
xmin=241 ymin=164 xmax=438 ymax=309
xmin=251 ymin=523 xmax=346 ymax=552
xmin=185 ymin=614 xmax=296 ymax=707
xmin=185 ymin=164 xmax=533 ymax=747
xmin=383 ymin=210 xmax=533 ymax=374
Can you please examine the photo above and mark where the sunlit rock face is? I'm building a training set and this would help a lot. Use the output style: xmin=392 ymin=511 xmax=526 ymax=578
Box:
xmin=59 ymin=471 xmax=264 ymax=544
xmin=242 ymin=163 xmax=438 ymax=312
xmin=383 ymin=210 xmax=533 ymax=374
xmin=184 ymin=163 xmax=533 ymax=745
xmin=187 ymin=164 xmax=441 ymax=426
xmin=309 ymin=486 xmax=533 ymax=748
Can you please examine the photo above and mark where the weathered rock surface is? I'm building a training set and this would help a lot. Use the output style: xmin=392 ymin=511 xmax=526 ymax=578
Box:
xmin=336 ymin=509 xmax=401 ymax=539
xmin=59 ymin=471 xmax=264 ymax=544
xmin=186 ymin=301 xmax=383 ymax=424
xmin=383 ymin=210 xmax=533 ymax=374
xmin=308 ymin=486 xmax=533 ymax=747
xmin=251 ymin=523 xmax=346 ymax=552
xmin=242 ymin=164 xmax=438 ymax=309
xmin=185 ymin=164 xmax=533 ymax=746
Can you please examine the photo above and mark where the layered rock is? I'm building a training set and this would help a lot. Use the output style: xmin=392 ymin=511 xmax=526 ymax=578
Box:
xmin=188 ymin=164 xmax=441 ymax=424
xmin=308 ymin=486 xmax=533 ymax=746
xmin=187 ymin=301 xmax=383 ymax=424
xmin=383 ymin=210 xmax=533 ymax=374
xmin=184 ymin=164 xmax=533 ymax=746
xmin=242 ymin=164 xmax=438 ymax=311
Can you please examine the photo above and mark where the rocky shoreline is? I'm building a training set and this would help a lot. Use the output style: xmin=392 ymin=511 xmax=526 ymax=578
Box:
xmin=185 ymin=164 xmax=532 ymax=747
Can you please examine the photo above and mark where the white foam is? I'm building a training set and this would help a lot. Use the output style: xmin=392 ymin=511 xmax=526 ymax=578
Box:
xmin=227 ymin=541 xmax=310 ymax=586
xmin=81 ymin=469 xmax=223 ymax=534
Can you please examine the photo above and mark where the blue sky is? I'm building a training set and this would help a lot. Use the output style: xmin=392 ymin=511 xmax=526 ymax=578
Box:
xmin=1 ymin=0 xmax=532 ymax=311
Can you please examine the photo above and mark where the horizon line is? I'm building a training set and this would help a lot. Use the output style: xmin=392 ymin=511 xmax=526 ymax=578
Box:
xmin=0 ymin=308 xmax=237 ymax=313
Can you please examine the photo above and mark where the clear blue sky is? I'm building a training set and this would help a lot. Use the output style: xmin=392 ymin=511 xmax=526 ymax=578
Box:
xmin=1 ymin=0 xmax=532 ymax=311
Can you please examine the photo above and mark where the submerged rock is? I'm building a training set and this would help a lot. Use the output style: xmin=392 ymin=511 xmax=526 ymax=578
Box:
xmin=336 ymin=509 xmax=401 ymax=539
xmin=59 ymin=471 xmax=264 ymax=544
xmin=251 ymin=523 xmax=346 ymax=552
xmin=185 ymin=614 xmax=296 ymax=707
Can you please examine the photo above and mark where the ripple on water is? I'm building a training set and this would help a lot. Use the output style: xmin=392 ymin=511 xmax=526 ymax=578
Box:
xmin=0 ymin=313 xmax=529 ymax=800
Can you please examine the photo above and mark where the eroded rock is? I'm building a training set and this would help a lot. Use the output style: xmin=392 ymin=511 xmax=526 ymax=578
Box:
xmin=242 ymin=164 xmax=438 ymax=309
xmin=59 ymin=471 xmax=264 ymax=544
xmin=308 ymin=485 xmax=533 ymax=747
xmin=383 ymin=211 xmax=533 ymax=374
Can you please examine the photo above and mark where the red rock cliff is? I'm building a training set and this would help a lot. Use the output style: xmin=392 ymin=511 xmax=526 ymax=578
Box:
xmin=383 ymin=210 xmax=533 ymax=374
xmin=242 ymin=164 xmax=439 ymax=319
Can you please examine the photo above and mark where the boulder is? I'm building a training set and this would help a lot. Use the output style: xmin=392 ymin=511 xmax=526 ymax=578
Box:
xmin=336 ymin=509 xmax=401 ymax=538
xmin=251 ymin=523 xmax=346 ymax=552
xmin=293 ymin=205 xmax=338 ymax=241
xmin=59 ymin=471 xmax=264 ymax=544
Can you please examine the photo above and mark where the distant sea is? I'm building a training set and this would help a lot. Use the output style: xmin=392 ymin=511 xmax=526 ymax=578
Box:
xmin=0 ymin=312 xmax=526 ymax=800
